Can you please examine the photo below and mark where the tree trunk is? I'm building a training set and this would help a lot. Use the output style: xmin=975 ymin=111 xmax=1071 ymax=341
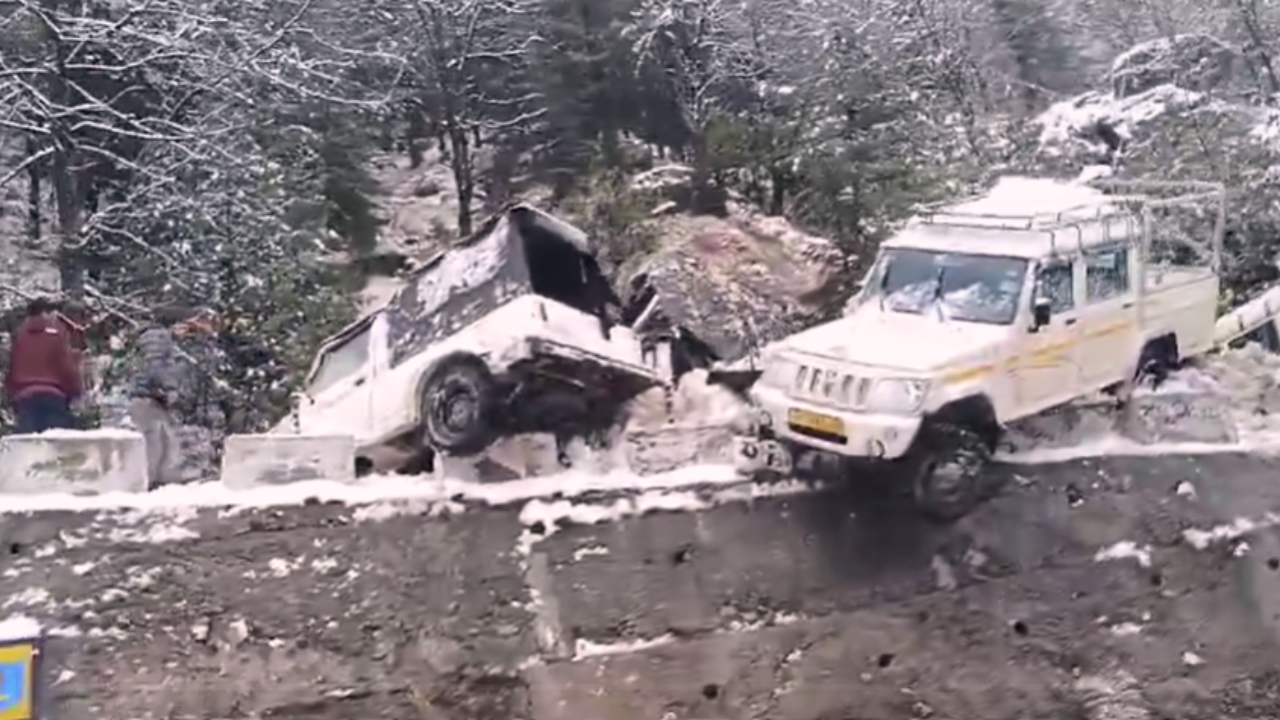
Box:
xmin=44 ymin=6 xmax=86 ymax=301
xmin=447 ymin=127 xmax=474 ymax=237
xmin=600 ymin=127 xmax=622 ymax=169
xmin=768 ymin=167 xmax=787 ymax=217
xmin=25 ymin=137 xmax=41 ymax=243
xmin=407 ymin=106 xmax=426 ymax=169
xmin=689 ymin=131 xmax=723 ymax=215
xmin=51 ymin=147 xmax=85 ymax=301
xmin=1235 ymin=0 xmax=1280 ymax=100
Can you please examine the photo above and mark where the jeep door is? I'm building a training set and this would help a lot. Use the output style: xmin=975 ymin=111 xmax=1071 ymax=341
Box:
xmin=1076 ymin=244 xmax=1141 ymax=388
xmin=1014 ymin=258 xmax=1083 ymax=413
xmin=299 ymin=317 xmax=376 ymax=441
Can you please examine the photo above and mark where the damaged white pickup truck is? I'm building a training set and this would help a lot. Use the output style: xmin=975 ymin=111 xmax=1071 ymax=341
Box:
xmin=274 ymin=204 xmax=701 ymax=475
xmin=734 ymin=176 xmax=1226 ymax=520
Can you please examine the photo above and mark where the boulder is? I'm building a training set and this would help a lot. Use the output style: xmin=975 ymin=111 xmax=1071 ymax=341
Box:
xmin=1108 ymin=34 xmax=1238 ymax=99
xmin=1037 ymin=37 xmax=1273 ymax=169
xmin=622 ymin=208 xmax=844 ymax=363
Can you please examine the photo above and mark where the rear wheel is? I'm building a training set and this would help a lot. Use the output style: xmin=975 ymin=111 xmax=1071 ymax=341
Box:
xmin=1135 ymin=335 xmax=1178 ymax=389
xmin=909 ymin=421 xmax=992 ymax=523
xmin=420 ymin=355 xmax=497 ymax=456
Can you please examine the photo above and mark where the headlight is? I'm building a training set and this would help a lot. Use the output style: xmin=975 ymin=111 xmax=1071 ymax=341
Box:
xmin=759 ymin=357 xmax=796 ymax=388
xmin=865 ymin=378 xmax=929 ymax=413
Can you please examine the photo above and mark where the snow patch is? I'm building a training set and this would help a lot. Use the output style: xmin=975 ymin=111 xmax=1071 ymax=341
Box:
xmin=575 ymin=634 xmax=676 ymax=658
xmin=0 ymin=615 xmax=41 ymax=641
xmin=2 ymin=587 xmax=52 ymax=611
xmin=947 ymin=176 xmax=1115 ymax=219
xmin=1095 ymin=541 xmax=1152 ymax=568
xmin=1183 ymin=513 xmax=1280 ymax=550
xmin=267 ymin=558 xmax=302 ymax=578
xmin=572 ymin=544 xmax=609 ymax=560
xmin=29 ymin=427 xmax=143 ymax=440
xmin=1038 ymin=84 xmax=1206 ymax=149
xmin=999 ymin=433 xmax=1249 ymax=464
xmin=0 ymin=463 xmax=742 ymax=514
xmin=1109 ymin=622 xmax=1145 ymax=637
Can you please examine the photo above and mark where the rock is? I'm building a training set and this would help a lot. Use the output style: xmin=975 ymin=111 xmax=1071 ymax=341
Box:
xmin=622 ymin=212 xmax=844 ymax=363
xmin=1143 ymin=677 xmax=1214 ymax=717
xmin=1123 ymin=391 xmax=1238 ymax=445
xmin=630 ymin=164 xmax=694 ymax=196
xmin=1037 ymin=37 xmax=1274 ymax=169
xmin=1108 ymin=35 xmax=1237 ymax=99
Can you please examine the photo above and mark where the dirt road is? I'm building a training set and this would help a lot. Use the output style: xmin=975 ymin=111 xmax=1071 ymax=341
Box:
xmin=3 ymin=453 xmax=1280 ymax=719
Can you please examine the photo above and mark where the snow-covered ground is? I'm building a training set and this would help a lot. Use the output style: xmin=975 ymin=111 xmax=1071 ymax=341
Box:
xmin=1002 ymin=344 xmax=1280 ymax=463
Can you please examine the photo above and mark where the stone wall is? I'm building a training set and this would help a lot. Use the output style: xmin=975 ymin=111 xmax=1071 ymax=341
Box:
xmin=3 ymin=455 xmax=1280 ymax=720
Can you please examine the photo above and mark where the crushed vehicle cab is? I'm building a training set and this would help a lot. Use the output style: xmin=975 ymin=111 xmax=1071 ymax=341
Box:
xmin=278 ymin=204 xmax=681 ymax=474
xmin=735 ymin=176 xmax=1225 ymax=520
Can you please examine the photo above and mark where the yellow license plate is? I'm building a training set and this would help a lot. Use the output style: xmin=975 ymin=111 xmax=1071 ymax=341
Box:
xmin=787 ymin=407 xmax=846 ymax=438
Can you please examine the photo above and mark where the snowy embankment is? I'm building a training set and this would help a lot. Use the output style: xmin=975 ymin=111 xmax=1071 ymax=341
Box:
xmin=1000 ymin=344 xmax=1280 ymax=464
xmin=4 ymin=346 xmax=1280 ymax=515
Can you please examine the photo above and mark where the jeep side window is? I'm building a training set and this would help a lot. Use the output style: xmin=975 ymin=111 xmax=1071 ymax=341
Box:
xmin=1084 ymin=246 xmax=1130 ymax=302
xmin=1034 ymin=261 xmax=1074 ymax=314
xmin=307 ymin=325 xmax=372 ymax=395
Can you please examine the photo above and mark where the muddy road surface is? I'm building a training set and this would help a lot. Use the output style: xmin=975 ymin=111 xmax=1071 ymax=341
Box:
xmin=2 ymin=453 xmax=1280 ymax=720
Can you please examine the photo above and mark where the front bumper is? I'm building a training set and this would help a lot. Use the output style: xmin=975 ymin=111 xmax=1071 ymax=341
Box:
xmin=746 ymin=384 xmax=922 ymax=460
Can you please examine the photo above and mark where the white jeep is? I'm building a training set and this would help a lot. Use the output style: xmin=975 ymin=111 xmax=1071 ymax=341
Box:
xmin=734 ymin=176 xmax=1225 ymax=519
xmin=278 ymin=204 xmax=682 ymax=475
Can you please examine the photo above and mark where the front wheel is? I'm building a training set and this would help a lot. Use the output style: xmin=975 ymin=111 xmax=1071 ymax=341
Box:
xmin=420 ymin=355 xmax=497 ymax=457
xmin=909 ymin=423 xmax=991 ymax=523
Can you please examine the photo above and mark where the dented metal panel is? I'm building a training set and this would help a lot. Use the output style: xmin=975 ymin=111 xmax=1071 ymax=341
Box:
xmin=385 ymin=217 xmax=534 ymax=368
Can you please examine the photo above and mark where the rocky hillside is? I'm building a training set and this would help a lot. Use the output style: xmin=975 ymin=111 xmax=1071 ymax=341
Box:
xmin=1034 ymin=34 xmax=1280 ymax=299
xmin=345 ymin=146 xmax=848 ymax=363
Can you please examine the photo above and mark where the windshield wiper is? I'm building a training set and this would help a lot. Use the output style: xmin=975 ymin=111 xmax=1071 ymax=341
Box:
xmin=932 ymin=266 xmax=949 ymax=322
xmin=878 ymin=261 xmax=891 ymax=312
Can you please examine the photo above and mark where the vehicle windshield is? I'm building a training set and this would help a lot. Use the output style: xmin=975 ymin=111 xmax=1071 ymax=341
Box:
xmin=307 ymin=321 xmax=373 ymax=395
xmin=863 ymin=248 xmax=1028 ymax=325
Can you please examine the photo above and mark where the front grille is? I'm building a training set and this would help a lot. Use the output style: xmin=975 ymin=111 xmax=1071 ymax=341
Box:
xmin=793 ymin=362 xmax=867 ymax=409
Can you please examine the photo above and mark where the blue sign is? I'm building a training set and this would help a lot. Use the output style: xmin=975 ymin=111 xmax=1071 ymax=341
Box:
xmin=0 ymin=640 xmax=36 ymax=720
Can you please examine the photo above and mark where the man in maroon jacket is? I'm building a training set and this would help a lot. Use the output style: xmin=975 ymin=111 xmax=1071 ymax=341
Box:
xmin=4 ymin=297 xmax=83 ymax=433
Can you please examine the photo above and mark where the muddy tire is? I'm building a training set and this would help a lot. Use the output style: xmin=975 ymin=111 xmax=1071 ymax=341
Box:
xmin=1136 ymin=335 xmax=1177 ymax=389
xmin=910 ymin=422 xmax=991 ymax=523
xmin=420 ymin=355 xmax=497 ymax=456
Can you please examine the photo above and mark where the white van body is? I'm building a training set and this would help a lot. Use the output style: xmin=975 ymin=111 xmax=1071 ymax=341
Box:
xmin=737 ymin=176 xmax=1225 ymax=484
xmin=276 ymin=206 xmax=669 ymax=472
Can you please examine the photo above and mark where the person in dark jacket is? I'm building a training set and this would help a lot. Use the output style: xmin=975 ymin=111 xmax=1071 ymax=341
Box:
xmin=127 ymin=310 xmax=183 ymax=487
xmin=4 ymin=297 xmax=82 ymax=433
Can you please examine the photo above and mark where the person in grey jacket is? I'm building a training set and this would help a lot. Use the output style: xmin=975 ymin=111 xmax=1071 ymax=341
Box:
xmin=127 ymin=312 xmax=183 ymax=488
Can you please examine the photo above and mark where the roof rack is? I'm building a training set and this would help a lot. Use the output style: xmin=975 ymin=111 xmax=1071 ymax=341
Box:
xmin=912 ymin=203 xmax=1126 ymax=232
xmin=914 ymin=179 xmax=1224 ymax=230
xmin=906 ymin=177 xmax=1226 ymax=262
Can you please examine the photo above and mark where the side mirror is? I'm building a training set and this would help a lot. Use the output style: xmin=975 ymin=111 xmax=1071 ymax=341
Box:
xmin=1031 ymin=298 xmax=1052 ymax=329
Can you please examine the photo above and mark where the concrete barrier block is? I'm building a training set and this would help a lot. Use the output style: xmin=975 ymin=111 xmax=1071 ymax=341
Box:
xmin=1124 ymin=391 xmax=1238 ymax=445
xmin=624 ymin=424 xmax=736 ymax=474
xmin=0 ymin=429 xmax=148 ymax=495
xmin=434 ymin=436 xmax=548 ymax=483
xmin=220 ymin=434 xmax=355 ymax=489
